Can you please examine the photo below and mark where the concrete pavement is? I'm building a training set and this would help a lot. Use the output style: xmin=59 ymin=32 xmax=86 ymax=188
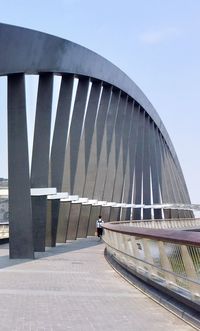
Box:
xmin=0 ymin=238 xmax=197 ymax=330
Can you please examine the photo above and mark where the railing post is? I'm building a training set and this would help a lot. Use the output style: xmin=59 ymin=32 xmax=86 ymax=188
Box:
xmin=180 ymin=245 xmax=200 ymax=296
xmin=158 ymin=241 xmax=176 ymax=285
xmin=142 ymin=238 xmax=154 ymax=276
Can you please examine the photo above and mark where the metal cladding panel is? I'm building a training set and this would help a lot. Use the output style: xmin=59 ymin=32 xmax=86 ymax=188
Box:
xmin=143 ymin=116 xmax=152 ymax=220
xmin=84 ymin=81 xmax=102 ymax=172
xmin=83 ymin=129 xmax=98 ymax=198
xmin=93 ymin=89 xmax=120 ymax=201
xmin=31 ymin=74 xmax=53 ymax=187
xmin=77 ymin=204 xmax=92 ymax=238
xmin=156 ymin=129 xmax=170 ymax=203
xmin=112 ymin=142 xmax=124 ymax=203
xmin=103 ymin=137 xmax=116 ymax=202
xmin=31 ymin=73 xmax=53 ymax=251
xmin=96 ymin=85 xmax=112 ymax=164
xmin=103 ymin=94 xmax=127 ymax=203
xmin=109 ymin=207 xmax=121 ymax=222
xmin=83 ymin=85 xmax=112 ymax=198
xmin=73 ymin=135 xmax=86 ymax=197
xmin=66 ymin=203 xmax=82 ymax=240
xmin=125 ymin=104 xmax=140 ymax=219
xmin=56 ymin=201 xmax=71 ymax=243
xmin=50 ymin=75 xmax=74 ymax=191
xmin=69 ymin=77 xmax=90 ymax=194
xmin=32 ymin=196 xmax=47 ymax=251
xmin=101 ymin=206 xmax=111 ymax=223
xmin=149 ymin=121 xmax=162 ymax=219
xmin=74 ymin=81 xmax=101 ymax=197
xmin=132 ymin=109 xmax=145 ymax=220
xmin=87 ymin=205 xmax=101 ymax=236
xmin=160 ymin=138 xmax=177 ymax=203
xmin=50 ymin=199 xmax=61 ymax=246
xmin=93 ymin=132 xmax=107 ymax=200
xmin=45 ymin=199 xmax=52 ymax=247
xmin=50 ymin=75 xmax=74 ymax=242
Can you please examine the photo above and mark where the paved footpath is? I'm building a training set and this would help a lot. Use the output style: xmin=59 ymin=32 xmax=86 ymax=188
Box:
xmin=0 ymin=238 xmax=197 ymax=331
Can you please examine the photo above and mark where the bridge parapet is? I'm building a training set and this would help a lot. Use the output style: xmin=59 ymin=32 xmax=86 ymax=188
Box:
xmin=103 ymin=222 xmax=200 ymax=312
xmin=111 ymin=218 xmax=200 ymax=230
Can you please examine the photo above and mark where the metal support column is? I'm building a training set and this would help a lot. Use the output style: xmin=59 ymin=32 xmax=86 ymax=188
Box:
xmin=31 ymin=73 xmax=53 ymax=251
xmin=8 ymin=74 xmax=34 ymax=259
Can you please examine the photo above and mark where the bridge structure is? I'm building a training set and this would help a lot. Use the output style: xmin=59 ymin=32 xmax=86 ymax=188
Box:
xmin=0 ymin=23 xmax=194 ymax=259
xmin=0 ymin=23 xmax=200 ymax=326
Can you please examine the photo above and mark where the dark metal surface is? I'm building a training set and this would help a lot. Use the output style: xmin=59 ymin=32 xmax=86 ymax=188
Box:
xmin=0 ymin=23 xmax=180 ymax=163
xmin=7 ymin=74 xmax=34 ymax=258
xmin=0 ymin=23 xmax=193 ymax=258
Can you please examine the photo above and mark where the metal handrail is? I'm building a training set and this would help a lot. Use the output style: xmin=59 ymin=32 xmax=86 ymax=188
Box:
xmin=102 ymin=221 xmax=200 ymax=310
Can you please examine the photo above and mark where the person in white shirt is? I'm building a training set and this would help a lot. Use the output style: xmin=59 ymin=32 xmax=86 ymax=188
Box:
xmin=96 ymin=215 xmax=104 ymax=238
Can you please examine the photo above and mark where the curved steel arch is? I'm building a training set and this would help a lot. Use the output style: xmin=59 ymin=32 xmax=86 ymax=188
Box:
xmin=0 ymin=23 xmax=177 ymax=159
xmin=0 ymin=23 xmax=192 ymax=259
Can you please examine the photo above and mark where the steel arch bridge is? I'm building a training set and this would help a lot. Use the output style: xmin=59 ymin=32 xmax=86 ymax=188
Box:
xmin=0 ymin=24 xmax=192 ymax=258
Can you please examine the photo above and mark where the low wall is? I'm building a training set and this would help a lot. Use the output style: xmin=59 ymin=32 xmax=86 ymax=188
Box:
xmin=102 ymin=222 xmax=200 ymax=313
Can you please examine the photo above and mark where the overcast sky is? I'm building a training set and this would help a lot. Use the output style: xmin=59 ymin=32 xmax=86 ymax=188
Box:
xmin=0 ymin=0 xmax=200 ymax=203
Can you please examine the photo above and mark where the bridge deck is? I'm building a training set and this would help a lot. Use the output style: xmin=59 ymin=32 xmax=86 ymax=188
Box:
xmin=0 ymin=238 xmax=196 ymax=330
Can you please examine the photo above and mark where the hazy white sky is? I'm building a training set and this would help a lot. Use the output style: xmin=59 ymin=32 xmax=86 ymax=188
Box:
xmin=0 ymin=0 xmax=200 ymax=203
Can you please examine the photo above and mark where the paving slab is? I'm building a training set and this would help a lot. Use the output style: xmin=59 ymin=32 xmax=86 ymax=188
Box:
xmin=0 ymin=238 xmax=197 ymax=331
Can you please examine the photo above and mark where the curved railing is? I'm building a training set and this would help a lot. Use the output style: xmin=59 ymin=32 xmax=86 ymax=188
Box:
xmin=103 ymin=222 xmax=200 ymax=311
xmin=111 ymin=218 xmax=200 ymax=230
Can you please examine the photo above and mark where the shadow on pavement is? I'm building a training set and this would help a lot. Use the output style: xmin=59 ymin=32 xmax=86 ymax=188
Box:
xmin=0 ymin=237 xmax=104 ymax=269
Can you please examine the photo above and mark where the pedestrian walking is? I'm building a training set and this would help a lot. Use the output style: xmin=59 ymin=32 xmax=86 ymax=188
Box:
xmin=96 ymin=215 xmax=104 ymax=239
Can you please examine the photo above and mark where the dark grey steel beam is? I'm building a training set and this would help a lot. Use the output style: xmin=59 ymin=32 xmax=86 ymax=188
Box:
xmin=73 ymin=80 xmax=101 ymax=196
xmin=125 ymin=103 xmax=140 ymax=220
xmin=149 ymin=122 xmax=162 ymax=219
xmin=87 ymin=205 xmax=101 ymax=236
xmin=101 ymin=206 xmax=111 ymax=223
xmin=160 ymin=137 xmax=179 ymax=218
xmin=143 ymin=115 xmax=151 ymax=219
xmin=31 ymin=74 xmax=53 ymax=186
xmin=45 ymin=199 xmax=52 ymax=246
xmin=93 ymin=88 xmax=120 ymax=200
xmin=76 ymin=86 xmax=111 ymax=237
xmin=73 ymin=82 xmax=101 ymax=239
xmin=77 ymin=204 xmax=92 ymax=238
xmin=31 ymin=73 xmax=53 ymax=251
xmin=132 ymin=108 xmax=145 ymax=220
xmin=109 ymin=207 xmax=120 ymax=221
xmin=51 ymin=75 xmax=74 ymax=190
xmin=61 ymin=77 xmax=90 ymax=194
xmin=84 ymin=81 xmax=102 ymax=175
xmin=157 ymin=135 xmax=175 ymax=219
xmin=49 ymin=75 xmax=74 ymax=246
xmin=0 ymin=23 xmax=181 ymax=168
xmin=66 ymin=203 xmax=81 ymax=240
xmin=64 ymin=78 xmax=90 ymax=241
xmin=7 ymin=74 xmax=34 ymax=259
xmin=83 ymin=84 xmax=112 ymax=198
xmin=155 ymin=130 xmax=170 ymax=202
xmin=163 ymin=144 xmax=188 ymax=218
xmin=113 ymin=100 xmax=136 ymax=220
xmin=103 ymin=93 xmax=127 ymax=204
xmin=56 ymin=201 xmax=71 ymax=243
xmin=111 ymin=96 xmax=128 ymax=204
xmin=70 ymin=77 xmax=90 ymax=194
